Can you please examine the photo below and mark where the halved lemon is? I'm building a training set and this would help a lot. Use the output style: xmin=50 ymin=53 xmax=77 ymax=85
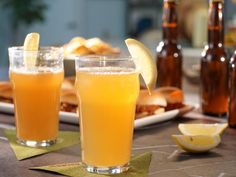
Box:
xmin=125 ymin=38 xmax=157 ymax=92
xmin=23 ymin=32 xmax=40 ymax=69
xmin=172 ymin=135 xmax=221 ymax=153
xmin=178 ymin=123 xmax=228 ymax=136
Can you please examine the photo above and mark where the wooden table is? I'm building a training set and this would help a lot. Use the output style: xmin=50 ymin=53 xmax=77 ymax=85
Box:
xmin=1 ymin=110 xmax=236 ymax=177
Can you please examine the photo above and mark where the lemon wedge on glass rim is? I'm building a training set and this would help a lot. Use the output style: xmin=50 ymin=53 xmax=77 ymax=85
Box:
xmin=125 ymin=38 xmax=157 ymax=92
xmin=178 ymin=123 xmax=228 ymax=136
xmin=172 ymin=134 xmax=221 ymax=153
xmin=23 ymin=32 xmax=40 ymax=69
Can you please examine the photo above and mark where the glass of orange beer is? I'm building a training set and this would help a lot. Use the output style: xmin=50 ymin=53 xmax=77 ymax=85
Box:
xmin=75 ymin=56 xmax=140 ymax=174
xmin=8 ymin=47 xmax=64 ymax=147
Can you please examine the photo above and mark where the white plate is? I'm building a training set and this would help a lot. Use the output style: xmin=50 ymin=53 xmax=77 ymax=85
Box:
xmin=0 ymin=102 xmax=194 ymax=129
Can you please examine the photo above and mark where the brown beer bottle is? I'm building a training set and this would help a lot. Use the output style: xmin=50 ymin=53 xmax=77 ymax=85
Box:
xmin=229 ymin=51 xmax=236 ymax=128
xmin=156 ymin=0 xmax=182 ymax=89
xmin=200 ymin=0 xmax=228 ymax=116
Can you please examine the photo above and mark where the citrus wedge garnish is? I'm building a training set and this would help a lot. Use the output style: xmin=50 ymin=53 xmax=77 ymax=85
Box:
xmin=125 ymin=38 xmax=157 ymax=92
xmin=178 ymin=123 xmax=228 ymax=136
xmin=172 ymin=135 xmax=221 ymax=153
xmin=23 ymin=32 xmax=40 ymax=69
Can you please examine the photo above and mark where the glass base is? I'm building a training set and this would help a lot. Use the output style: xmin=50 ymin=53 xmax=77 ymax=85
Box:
xmin=17 ymin=138 xmax=56 ymax=147
xmin=83 ymin=163 xmax=129 ymax=174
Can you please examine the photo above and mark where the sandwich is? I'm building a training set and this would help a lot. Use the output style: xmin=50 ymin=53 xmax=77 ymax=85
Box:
xmin=60 ymin=77 xmax=78 ymax=113
xmin=156 ymin=87 xmax=184 ymax=111
xmin=63 ymin=37 xmax=120 ymax=57
xmin=135 ymin=87 xmax=184 ymax=119
xmin=0 ymin=82 xmax=13 ymax=103
xmin=136 ymin=89 xmax=167 ymax=118
xmin=0 ymin=80 xmax=185 ymax=119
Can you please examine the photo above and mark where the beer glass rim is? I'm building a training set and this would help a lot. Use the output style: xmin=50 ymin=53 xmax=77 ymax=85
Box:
xmin=8 ymin=46 xmax=63 ymax=54
xmin=8 ymin=46 xmax=64 ymax=71
xmin=75 ymin=55 xmax=134 ymax=62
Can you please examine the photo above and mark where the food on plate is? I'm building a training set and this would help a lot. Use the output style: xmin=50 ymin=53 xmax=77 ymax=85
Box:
xmin=60 ymin=77 xmax=78 ymax=113
xmin=60 ymin=90 xmax=78 ymax=113
xmin=156 ymin=87 xmax=183 ymax=104
xmin=61 ymin=76 xmax=75 ymax=91
xmin=0 ymin=82 xmax=13 ymax=103
xmin=64 ymin=37 xmax=90 ymax=56
xmin=156 ymin=87 xmax=184 ymax=111
xmin=136 ymin=89 xmax=166 ymax=118
xmin=0 ymin=78 xmax=78 ymax=113
xmin=0 ymin=79 xmax=186 ymax=118
xmin=172 ymin=134 xmax=221 ymax=153
xmin=135 ymin=87 xmax=184 ymax=119
xmin=64 ymin=37 xmax=120 ymax=57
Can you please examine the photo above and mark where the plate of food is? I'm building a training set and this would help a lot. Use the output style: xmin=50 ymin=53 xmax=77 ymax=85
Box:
xmin=0 ymin=79 xmax=194 ymax=129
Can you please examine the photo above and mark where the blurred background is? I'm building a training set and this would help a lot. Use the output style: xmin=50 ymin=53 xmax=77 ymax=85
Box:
xmin=1 ymin=0 xmax=236 ymax=67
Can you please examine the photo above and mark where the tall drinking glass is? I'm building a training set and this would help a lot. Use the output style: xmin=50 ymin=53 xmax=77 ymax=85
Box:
xmin=8 ymin=47 xmax=64 ymax=147
xmin=75 ymin=56 xmax=140 ymax=174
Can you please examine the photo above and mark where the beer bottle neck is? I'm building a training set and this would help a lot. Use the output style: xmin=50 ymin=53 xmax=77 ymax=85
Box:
xmin=208 ymin=0 xmax=224 ymax=47
xmin=162 ymin=1 xmax=178 ymax=43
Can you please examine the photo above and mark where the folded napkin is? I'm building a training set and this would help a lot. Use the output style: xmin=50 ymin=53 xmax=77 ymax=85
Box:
xmin=4 ymin=129 xmax=80 ymax=160
xmin=31 ymin=152 xmax=152 ymax=177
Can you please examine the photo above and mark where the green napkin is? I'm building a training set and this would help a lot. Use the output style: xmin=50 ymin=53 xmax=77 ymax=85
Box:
xmin=30 ymin=152 xmax=152 ymax=177
xmin=4 ymin=129 xmax=80 ymax=160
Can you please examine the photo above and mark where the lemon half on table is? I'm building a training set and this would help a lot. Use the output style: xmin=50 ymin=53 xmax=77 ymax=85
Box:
xmin=172 ymin=134 xmax=221 ymax=153
xmin=172 ymin=123 xmax=227 ymax=153
xmin=178 ymin=123 xmax=228 ymax=136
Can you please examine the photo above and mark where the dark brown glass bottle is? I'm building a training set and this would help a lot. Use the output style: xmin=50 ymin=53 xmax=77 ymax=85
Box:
xmin=229 ymin=51 xmax=236 ymax=128
xmin=200 ymin=0 xmax=228 ymax=116
xmin=156 ymin=0 xmax=182 ymax=89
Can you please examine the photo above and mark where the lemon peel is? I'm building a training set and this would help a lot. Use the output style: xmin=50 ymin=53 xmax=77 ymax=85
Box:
xmin=178 ymin=123 xmax=228 ymax=136
xmin=172 ymin=134 xmax=221 ymax=153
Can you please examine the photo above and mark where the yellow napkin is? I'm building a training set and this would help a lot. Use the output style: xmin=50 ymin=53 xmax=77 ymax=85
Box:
xmin=4 ymin=129 xmax=80 ymax=160
xmin=30 ymin=152 xmax=152 ymax=177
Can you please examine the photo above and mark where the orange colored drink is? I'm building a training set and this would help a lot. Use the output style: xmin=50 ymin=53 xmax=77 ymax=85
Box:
xmin=10 ymin=70 xmax=64 ymax=142
xmin=76 ymin=65 xmax=139 ymax=171
xmin=8 ymin=46 xmax=64 ymax=147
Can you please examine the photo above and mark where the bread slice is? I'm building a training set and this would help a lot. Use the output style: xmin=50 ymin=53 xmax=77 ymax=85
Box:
xmin=135 ymin=89 xmax=167 ymax=118
xmin=137 ymin=89 xmax=167 ymax=107
xmin=156 ymin=87 xmax=184 ymax=104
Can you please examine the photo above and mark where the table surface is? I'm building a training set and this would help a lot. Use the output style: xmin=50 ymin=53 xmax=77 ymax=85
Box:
xmin=1 ymin=113 xmax=236 ymax=177
xmin=1 ymin=68 xmax=236 ymax=177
